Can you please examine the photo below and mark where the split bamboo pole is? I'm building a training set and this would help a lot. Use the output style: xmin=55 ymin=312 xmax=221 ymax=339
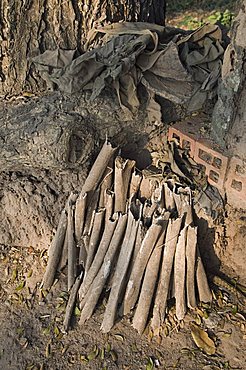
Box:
xmin=132 ymin=216 xmax=169 ymax=334
xmin=101 ymin=207 xmax=140 ymax=333
xmin=151 ymin=216 xmax=183 ymax=334
xmin=123 ymin=220 xmax=163 ymax=315
xmin=186 ymin=225 xmax=197 ymax=309
xmin=174 ymin=226 xmax=187 ymax=320
xmin=79 ymin=214 xmax=127 ymax=325
xmin=85 ymin=208 xmax=105 ymax=272
xmin=67 ymin=201 xmax=77 ymax=291
xmin=81 ymin=140 xmax=117 ymax=197
xmin=63 ymin=272 xmax=83 ymax=332
xmin=79 ymin=216 xmax=118 ymax=302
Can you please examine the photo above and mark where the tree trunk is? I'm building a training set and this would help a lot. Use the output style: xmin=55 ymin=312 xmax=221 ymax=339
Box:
xmin=0 ymin=0 xmax=166 ymax=96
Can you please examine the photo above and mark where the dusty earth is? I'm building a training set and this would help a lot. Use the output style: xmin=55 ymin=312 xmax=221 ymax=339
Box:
xmin=0 ymin=90 xmax=245 ymax=370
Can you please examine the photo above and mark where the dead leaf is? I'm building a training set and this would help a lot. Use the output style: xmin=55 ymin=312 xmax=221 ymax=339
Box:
xmin=190 ymin=323 xmax=216 ymax=355
xmin=146 ymin=357 xmax=154 ymax=370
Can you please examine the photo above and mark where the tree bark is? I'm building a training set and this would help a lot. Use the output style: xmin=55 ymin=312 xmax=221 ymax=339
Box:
xmin=0 ymin=0 xmax=166 ymax=96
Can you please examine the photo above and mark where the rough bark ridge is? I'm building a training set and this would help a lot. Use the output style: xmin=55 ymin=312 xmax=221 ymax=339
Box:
xmin=0 ymin=0 xmax=166 ymax=96
xmin=211 ymin=0 xmax=246 ymax=156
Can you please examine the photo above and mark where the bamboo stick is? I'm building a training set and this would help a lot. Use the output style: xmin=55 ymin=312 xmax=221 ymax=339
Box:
xmin=58 ymin=227 xmax=68 ymax=271
xmin=68 ymin=201 xmax=77 ymax=291
xmin=114 ymin=157 xmax=135 ymax=213
xmin=105 ymin=190 xmax=114 ymax=221
xmin=42 ymin=208 xmax=67 ymax=289
xmin=186 ymin=226 xmax=197 ymax=309
xmin=196 ymin=249 xmax=212 ymax=302
xmin=151 ymin=216 xmax=182 ymax=334
xmin=81 ymin=140 xmax=117 ymax=197
xmin=63 ymin=271 xmax=83 ymax=332
xmin=83 ymin=189 xmax=100 ymax=239
xmin=101 ymin=207 xmax=140 ymax=333
xmin=74 ymin=192 xmax=87 ymax=243
xmin=79 ymin=216 xmax=118 ymax=302
xmin=85 ymin=208 xmax=105 ymax=272
xmin=132 ymin=216 xmax=169 ymax=334
xmin=79 ymin=214 xmax=127 ymax=325
xmin=78 ymin=237 xmax=87 ymax=267
xmin=129 ymin=168 xmax=142 ymax=197
xmin=123 ymin=220 xmax=163 ymax=315
xmin=174 ymin=226 xmax=187 ymax=320
xmin=163 ymin=182 xmax=175 ymax=211
xmin=99 ymin=166 xmax=113 ymax=208
xmin=143 ymin=200 xmax=157 ymax=227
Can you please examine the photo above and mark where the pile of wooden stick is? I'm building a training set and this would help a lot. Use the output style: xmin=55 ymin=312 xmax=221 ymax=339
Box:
xmin=42 ymin=140 xmax=212 ymax=335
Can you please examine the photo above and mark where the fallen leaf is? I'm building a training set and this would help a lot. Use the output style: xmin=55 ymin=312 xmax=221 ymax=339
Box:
xmin=146 ymin=357 xmax=154 ymax=370
xmin=190 ymin=323 xmax=216 ymax=355
xmin=114 ymin=334 xmax=124 ymax=342
xmin=16 ymin=281 xmax=26 ymax=291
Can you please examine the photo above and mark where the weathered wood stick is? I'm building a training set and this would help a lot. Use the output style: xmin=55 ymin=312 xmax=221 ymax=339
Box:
xmin=83 ymin=188 xmax=100 ymax=239
xmin=114 ymin=157 xmax=135 ymax=213
xmin=63 ymin=271 xmax=83 ymax=332
xmin=81 ymin=140 xmax=118 ymax=196
xmin=74 ymin=192 xmax=87 ymax=243
xmin=99 ymin=166 xmax=114 ymax=208
xmin=68 ymin=201 xmax=77 ymax=291
xmin=78 ymin=237 xmax=87 ymax=267
xmin=79 ymin=216 xmax=118 ymax=302
xmin=196 ymin=248 xmax=212 ymax=302
xmin=101 ymin=207 xmax=140 ymax=333
xmin=85 ymin=208 xmax=105 ymax=272
xmin=186 ymin=225 xmax=197 ymax=309
xmin=58 ymin=227 xmax=68 ymax=271
xmin=132 ymin=217 xmax=169 ymax=334
xmin=129 ymin=168 xmax=142 ymax=197
xmin=123 ymin=221 xmax=163 ymax=315
xmin=105 ymin=190 xmax=114 ymax=221
xmin=79 ymin=214 xmax=127 ymax=325
xmin=42 ymin=208 xmax=67 ymax=289
xmin=151 ymin=216 xmax=182 ymax=334
xmin=163 ymin=182 xmax=175 ymax=211
xmin=143 ymin=200 xmax=157 ymax=227
xmin=174 ymin=226 xmax=187 ymax=320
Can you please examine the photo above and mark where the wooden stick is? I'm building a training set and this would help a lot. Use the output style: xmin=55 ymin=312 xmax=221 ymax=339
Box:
xmin=85 ymin=208 xmax=105 ymax=272
xmin=83 ymin=188 xmax=100 ymax=239
xmin=174 ymin=226 xmax=187 ymax=320
xmin=74 ymin=192 xmax=87 ymax=243
xmin=123 ymin=220 xmax=163 ymax=315
xmin=114 ymin=157 xmax=135 ymax=213
xmin=163 ymin=182 xmax=175 ymax=211
xmin=42 ymin=208 xmax=67 ymax=289
xmin=63 ymin=271 xmax=83 ymax=332
xmin=151 ymin=216 xmax=182 ymax=334
xmin=129 ymin=168 xmax=142 ymax=197
xmin=81 ymin=140 xmax=117 ymax=196
xmin=79 ymin=216 xmax=118 ymax=302
xmin=105 ymin=190 xmax=114 ymax=221
xmin=101 ymin=206 xmax=140 ymax=333
xmin=186 ymin=226 xmax=197 ymax=309
xmin=99 ymin=166 xmax=113 ymax=208
xmin=139 ymin=173 xmax=152 ymax=200
xmin=143 ymin=200 xmax=157 ymax=227
xmin=58 ymin=227 xmax=68 ymax=271
xmin=196 ymin=248 xmax=212 ymax=302
xmin=132 ymin=216 xmax=169 ymax=334
xmin=68 ymin=201 xmax=77 ymax=291
xmin=78 ymin=236 xmax=87 ymax=267
xmin=79 ymin=214 xmax=127 ymax=325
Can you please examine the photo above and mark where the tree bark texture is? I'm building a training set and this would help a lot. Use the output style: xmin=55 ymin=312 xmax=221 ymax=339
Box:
xmin=0 ymin=0 xmax=166 ymax=96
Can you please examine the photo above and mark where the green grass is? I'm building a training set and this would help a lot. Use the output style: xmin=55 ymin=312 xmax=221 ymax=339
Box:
xmin=167 ymin=0 xmax=237 ymax=13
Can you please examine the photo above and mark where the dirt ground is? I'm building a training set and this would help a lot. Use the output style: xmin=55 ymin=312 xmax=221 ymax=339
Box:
xmin=0 ymin=91 xmax=245 ymax=370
